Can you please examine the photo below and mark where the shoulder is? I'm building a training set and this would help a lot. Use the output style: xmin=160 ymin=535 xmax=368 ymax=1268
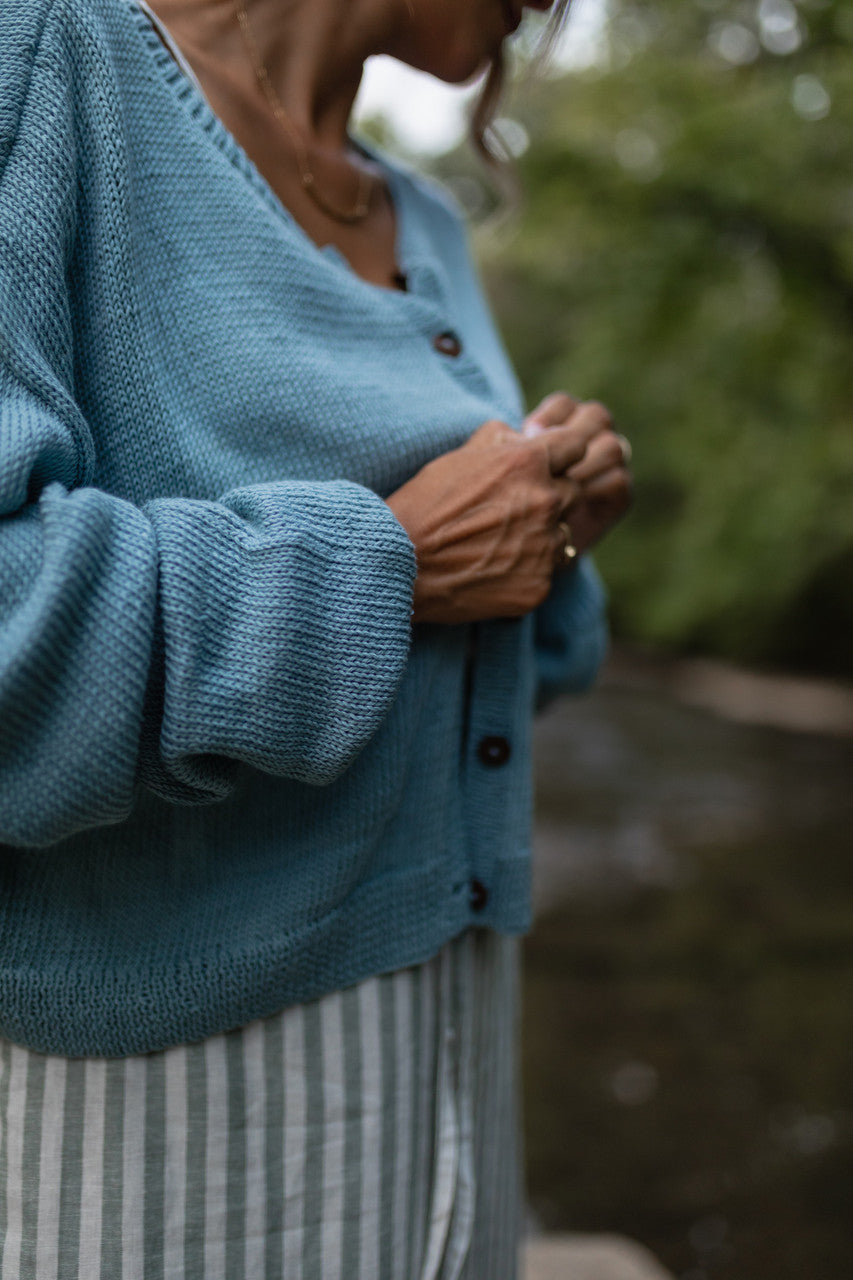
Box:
xmin=0 ymin=0 xmax=142 ymax=169
xmin=0 ymin=0 xmax=62 ymax=104
xmin=0 ymin=0 xmax=136 ymax=231
xmin=0 ymin=0 xmax=111 ymax=49
xmin=0 ymin=0 xmax=73 ymax=180
xmin=0 ymin=0 xmax=59 ymax=44
xmin=0 ymin=0 xmax=131 ymax=84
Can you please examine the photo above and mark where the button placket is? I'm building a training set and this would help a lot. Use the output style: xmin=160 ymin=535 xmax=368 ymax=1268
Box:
xmin=460 ymin=619 xmax=535 ymax=928
xmin=468 ymin=879 xmax=489 ymax=913
xmin=432 ymin=331 xmax=463 ymax=358
xmin=403 ymin=259 xmax=450 ymax=311
xmin=477 ymin=735 xmax=511 ymax=768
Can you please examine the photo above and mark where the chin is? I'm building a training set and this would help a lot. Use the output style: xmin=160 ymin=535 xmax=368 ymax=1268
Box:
xmin=430 ymin=46 xmax=499 ymax=86
xmin=439 ymin=63 xmax=489 ymax=86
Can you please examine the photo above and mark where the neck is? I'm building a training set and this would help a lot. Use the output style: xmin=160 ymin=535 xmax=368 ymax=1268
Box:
xmin=148 ymin=0 xmax=402 ymax=149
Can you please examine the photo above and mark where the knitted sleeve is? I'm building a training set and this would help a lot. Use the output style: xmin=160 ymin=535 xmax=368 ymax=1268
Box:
xmin=0 ymin=3 xmax=416 ymax=847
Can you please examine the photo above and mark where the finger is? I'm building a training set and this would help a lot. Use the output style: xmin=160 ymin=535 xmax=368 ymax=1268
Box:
xmin=579 ymin=465 xmax=633 ymax=505
xmin=562 ymin=400 xmax=615 ymax=439
xmin=523 ymin=391 xmax=579 ymax=435
xmin=536 ymin=414 xmax=605 ymax=475
xmin=553 ymin=475 xmax=581 ymax=513
xmin=567 ymin=431 xmax=627 ymax=483
xmin=614 ymin=433 xmax=632 ymax=466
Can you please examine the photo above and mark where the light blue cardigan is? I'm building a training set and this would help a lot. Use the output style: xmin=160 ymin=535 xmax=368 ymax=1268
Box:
xmin=0 ymin=0 xmax=608 ymax=1056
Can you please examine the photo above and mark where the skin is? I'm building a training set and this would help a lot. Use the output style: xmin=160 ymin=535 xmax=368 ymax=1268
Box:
xmin=149 ymin=0 xmax=632 ymax=624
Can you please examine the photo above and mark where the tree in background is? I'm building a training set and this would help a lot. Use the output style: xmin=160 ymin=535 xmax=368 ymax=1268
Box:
xmin=454 ymin=0 xmax=853 ymax=676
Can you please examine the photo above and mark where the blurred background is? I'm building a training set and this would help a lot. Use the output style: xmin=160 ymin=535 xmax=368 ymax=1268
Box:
xmin=356 ymin=2 xmax=853 ymax=1276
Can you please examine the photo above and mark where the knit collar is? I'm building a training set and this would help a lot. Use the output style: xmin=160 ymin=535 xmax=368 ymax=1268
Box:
xmin=128 ymin=0 xmax=431 ymax=301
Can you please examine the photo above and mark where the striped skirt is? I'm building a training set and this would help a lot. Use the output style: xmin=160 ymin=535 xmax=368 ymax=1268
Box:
xmin=0 ymin=929 xmax=521 ymax=1279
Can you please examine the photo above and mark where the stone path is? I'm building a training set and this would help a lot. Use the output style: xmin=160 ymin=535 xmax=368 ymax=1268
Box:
xmin=524 ymin=1235 xmax=675 ymax=1280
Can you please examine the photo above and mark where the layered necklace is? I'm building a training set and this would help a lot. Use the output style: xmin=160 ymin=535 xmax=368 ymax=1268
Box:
xmin=233 ymin=0 xmax=375 ymax=225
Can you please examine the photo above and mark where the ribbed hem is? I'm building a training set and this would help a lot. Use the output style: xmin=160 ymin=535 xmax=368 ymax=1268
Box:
xmin=0 ymin=855 xmax=531 ymax=1056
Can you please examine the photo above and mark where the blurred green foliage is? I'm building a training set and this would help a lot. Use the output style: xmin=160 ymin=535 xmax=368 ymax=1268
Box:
xmin=459 ymin=0 xmax=853 ymax=675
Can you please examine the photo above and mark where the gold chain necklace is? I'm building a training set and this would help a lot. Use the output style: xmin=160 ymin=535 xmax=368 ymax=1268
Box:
xmin=233 ymin=0 xmax=374 ymax=225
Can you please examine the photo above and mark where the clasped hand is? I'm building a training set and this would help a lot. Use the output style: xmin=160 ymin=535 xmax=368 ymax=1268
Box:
xmin=386 ymin=393 xmax=632 ymax=625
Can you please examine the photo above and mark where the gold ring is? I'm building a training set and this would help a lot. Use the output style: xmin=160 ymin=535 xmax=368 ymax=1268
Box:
xmin=558 ymin=520 xmax=578 ymax=564
xmin=615 ymin=433 xmax=632 ymax=466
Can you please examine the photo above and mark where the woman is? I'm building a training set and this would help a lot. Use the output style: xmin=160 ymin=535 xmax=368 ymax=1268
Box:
xmin=0 ymin=0 xmax=631 ymax=1275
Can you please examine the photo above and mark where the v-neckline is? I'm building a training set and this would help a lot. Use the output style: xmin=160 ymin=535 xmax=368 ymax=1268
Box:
xmin=129 ymin=0 xmax=420 ymax=298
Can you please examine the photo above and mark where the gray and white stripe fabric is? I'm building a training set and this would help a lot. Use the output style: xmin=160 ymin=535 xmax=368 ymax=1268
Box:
xmin=0 ymin=929 xmax=520 ymax=1280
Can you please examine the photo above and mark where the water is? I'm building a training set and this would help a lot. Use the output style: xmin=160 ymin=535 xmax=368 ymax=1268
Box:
xmin=524 ymin=665 xmax=853 ymax=1279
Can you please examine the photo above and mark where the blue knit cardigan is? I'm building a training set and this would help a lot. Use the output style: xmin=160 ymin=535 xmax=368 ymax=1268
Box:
xmin=0 ymin=0 xmax=608 ymax=1056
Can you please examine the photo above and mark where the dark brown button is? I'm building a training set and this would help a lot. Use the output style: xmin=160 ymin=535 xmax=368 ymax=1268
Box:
xmin=469 ymin=879 xmax=489 ymax=912
xmin=433 ymin=331 xmax=463 ymax=358
xmin=477 ymin=735 xmax=511 ymax=767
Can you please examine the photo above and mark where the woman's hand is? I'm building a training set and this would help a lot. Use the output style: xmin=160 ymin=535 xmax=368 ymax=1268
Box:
xmin=386 ymin=415 xmax=602 ymax=625
xmin=523 ymin=393 xmax=633 ymax=556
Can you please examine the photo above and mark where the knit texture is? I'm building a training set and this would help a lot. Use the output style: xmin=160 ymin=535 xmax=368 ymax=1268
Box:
xmin=0 ymin=0 xmax=608 ymax=1056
